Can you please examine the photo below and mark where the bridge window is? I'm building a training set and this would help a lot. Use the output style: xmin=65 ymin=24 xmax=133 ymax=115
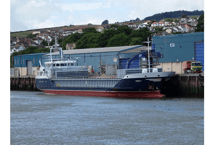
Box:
xmin=56 ymin=64 xmax=59 ymax=66
xmin=61 ymin=63 xmax=67 ymax=66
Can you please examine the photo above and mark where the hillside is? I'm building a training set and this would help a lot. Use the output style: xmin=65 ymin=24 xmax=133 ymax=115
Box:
xmin=143 ymin=10 xmax=204 ymax=21
xmin=10 ymin=10 xmax=204 ymax=37
xmin=10 ymin=24 xmax=101 ymax=37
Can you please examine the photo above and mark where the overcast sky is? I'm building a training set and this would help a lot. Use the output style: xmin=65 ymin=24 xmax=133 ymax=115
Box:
xmin=10 ymin=0 xmax=204 ymax=32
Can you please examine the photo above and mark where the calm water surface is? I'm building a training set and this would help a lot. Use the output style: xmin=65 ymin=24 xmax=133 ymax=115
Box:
xmin=10 ymin=91 xmax=204 ymax=145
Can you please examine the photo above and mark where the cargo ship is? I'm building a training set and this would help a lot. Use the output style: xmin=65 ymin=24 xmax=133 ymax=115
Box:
xmin=35 ymin=38 xmax=175 ymax=98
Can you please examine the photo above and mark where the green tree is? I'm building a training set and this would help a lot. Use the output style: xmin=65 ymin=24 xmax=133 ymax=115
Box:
xmin=129 ymin=27 xmax=152 ymax=42
xmin=34 ymin=48 xmax=50 ymax=53
xmin=107 ymin=33 xmax=130 ymax=47
xmin=96 ymin=29 xmax=117 ymax=47
xmin=97 ymin=33 xmax=109 ymax=47
xmin=58 ymin=38 xmax=64 ymax=47
xmin=174 ymin=19 xmax=179 ymax=22
xmin=181 ymin=14 xmax=187 ymax=18
xmin=62 ymin=32 xmax=83 ymax=49
xmin=24 ymin=46 xmax=39 ymax=54
xmin=195 ymin=14 xmax=204 ymax=32
xmin=75 ymin=33 xmax=101 ymax=49
xmin=101 ymin=20 xmax=108 ymax=25
xmin=129 ymin=37 xmax=143 ymax=45
xmin=191 ymin=16 xmax=197 ymax=19
xmin=172 ymin=32 xmax=182 ymax=34
xmin=49 ymin=39 xmax=55 ymax=46
xmin=164 ymin=18 xmax=173 ymax=22
xmin=103 ymin=29 xmax=117 ymax=38
xmin=153 ymin=27 xmax=163 ymax=34
xmin=116 ymin=25 xmax=132 ymax=36
xmin=82 ymin=27 xmax=98 ymax=34
xmin=110 ymin=24 xmax=119 ymax=29
xmin=27 ymin=33 xmax=37 ymax=38
xmin=151 ymin=19 xmax=156 ymax=23
xmin=41 ymin=40 xmax=48 ymax=46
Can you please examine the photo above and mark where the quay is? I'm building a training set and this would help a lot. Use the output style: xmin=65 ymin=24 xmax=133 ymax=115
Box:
xmin=10 ymin=76 xmax=38 ymax=91
xmin=10 ymin=74 xmax=204 ymax=98
xmin=161 ymin=74 xmax=204 ymax=98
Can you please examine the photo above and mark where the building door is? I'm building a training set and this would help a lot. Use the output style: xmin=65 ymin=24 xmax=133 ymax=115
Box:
xmin=27 ymin=60 xmax=32 ymax=75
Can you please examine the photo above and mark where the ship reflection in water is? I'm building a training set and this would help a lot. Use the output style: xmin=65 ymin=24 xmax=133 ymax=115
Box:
xmin=11 ymin=91 xmax=204 ymax=145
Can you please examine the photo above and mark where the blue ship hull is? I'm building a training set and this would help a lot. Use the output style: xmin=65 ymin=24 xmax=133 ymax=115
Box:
xmin=36 ymin=77 xmax=163 ymax=92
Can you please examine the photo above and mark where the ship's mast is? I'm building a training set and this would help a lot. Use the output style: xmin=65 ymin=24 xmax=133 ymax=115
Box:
xmin=50 ymin=35 xmax=64 ymax=62
xmin=143 ymin=37 xmax=151 ymax=73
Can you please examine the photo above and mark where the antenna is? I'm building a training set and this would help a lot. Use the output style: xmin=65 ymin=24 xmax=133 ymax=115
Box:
xmin=143 ymin=37 xmax=152 ymax=73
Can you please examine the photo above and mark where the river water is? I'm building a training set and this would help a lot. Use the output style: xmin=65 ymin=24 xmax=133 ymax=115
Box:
xmin=10 ymin=91 xmax=204 ymax=145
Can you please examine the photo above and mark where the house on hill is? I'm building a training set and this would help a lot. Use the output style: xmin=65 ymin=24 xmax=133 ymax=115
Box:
xmin=165 ymin=28 xmax=173 ymax=34
xmin=66 ymin=43 xmax=76 ymax=50
xmin=78 ymin=29 xmax=83 ymax=33
xmin=151 ymin=22 xmax=158 ymax=27
xmin=32 ymin=37 xmax=42 ymax=45
xmin=10 ymin=46 xmax=26 ymax=55
xmin=137 ymin=23 xmax=147 ymax=29
xmin=158 ymin=22 xmax=165 ymax=27
xmin=143 ymin=20 xmax=151 ymax=25
xmin=102 ymin=24 xmax=111 ymax=29
xmin=127 ymin=22 xmax=137 ymax=28
xmin=11 ymin=38 xmax=17 ymax=45
xmin=96 ymin=26 xmax=104 ymax=32
xmin=32 ymin=31 xmax=41 ymax=34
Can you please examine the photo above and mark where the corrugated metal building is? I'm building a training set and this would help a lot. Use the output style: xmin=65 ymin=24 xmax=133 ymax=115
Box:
xmin=14 ymin=53 xmax=48 ymax=76
xmin=152 ymin=32 xmax=204 ymax=72
xmin=42 ymin=45 xmax=150 ymax=75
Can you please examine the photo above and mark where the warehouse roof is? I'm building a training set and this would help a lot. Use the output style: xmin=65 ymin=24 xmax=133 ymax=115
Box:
xmin=15 ymin=53 xmax=49 ymax=57
xmin=119 ymin=46 xmax=150 ymax=53
xmin=46 ymin=45 xmax=150 ymax=55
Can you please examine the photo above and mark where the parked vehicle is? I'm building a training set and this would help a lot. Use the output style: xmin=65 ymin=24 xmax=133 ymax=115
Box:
xmin=183 ymin=61 xmax=202 ymax=74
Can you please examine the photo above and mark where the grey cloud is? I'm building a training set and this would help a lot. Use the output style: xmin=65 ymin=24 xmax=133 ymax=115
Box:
xmin=10 ymin=0 xmax=62 ymax=31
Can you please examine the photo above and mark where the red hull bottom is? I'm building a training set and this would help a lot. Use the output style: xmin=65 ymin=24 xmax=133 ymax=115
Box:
xmin=42 ymin=90 xmax=165 ymax=98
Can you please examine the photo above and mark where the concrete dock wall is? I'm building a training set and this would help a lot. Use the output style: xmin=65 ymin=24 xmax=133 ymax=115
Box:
xmin=10 ymin=77 xmax=38 ymax=91
xmin=161 ymin=74 xmax=204 ymax=98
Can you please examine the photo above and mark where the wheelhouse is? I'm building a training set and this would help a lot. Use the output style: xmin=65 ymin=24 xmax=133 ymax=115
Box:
xmin=45 ymin=60 xmax=77 ymax=68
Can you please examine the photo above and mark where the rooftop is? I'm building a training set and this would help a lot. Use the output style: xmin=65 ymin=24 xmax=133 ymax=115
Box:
xmin=46 ymin=45 xmax=150 ymax=56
